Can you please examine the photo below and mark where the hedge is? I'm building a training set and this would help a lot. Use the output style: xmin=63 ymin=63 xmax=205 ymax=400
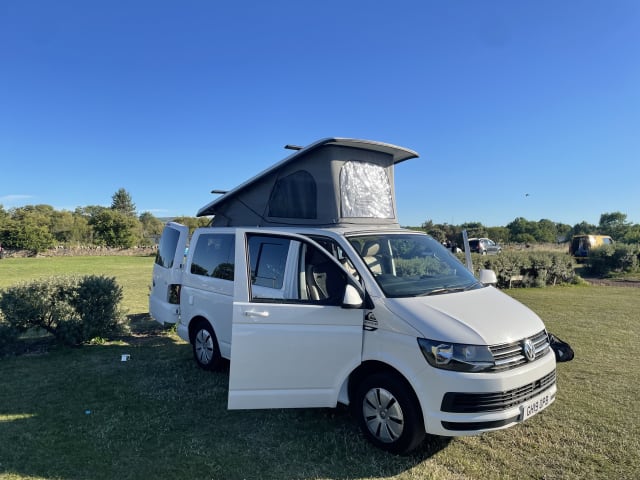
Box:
xmin=0 ymin=275 xmax=125 ymax=352
xmin=587 ymin=244 xmax=640 ymax=276
xmin=462 ymin=251 xmax=577 ymax=288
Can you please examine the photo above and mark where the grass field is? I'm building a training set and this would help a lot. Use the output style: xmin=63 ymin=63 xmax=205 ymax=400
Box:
xmin=1 ymin=256 xmax=639 ymax=479
xmin=0 ymin=255 xmax=154 ymax=315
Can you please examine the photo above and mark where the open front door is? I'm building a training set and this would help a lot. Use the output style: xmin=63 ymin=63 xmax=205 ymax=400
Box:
xmin=228 ymin=229 xmax=365 ymax=410
xmin=149 ymin=222 xmax=189 ymax=325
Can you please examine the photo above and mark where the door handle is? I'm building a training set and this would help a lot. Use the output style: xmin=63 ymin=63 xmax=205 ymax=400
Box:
xmin=244 ymin=310 xmax=269 ymax=318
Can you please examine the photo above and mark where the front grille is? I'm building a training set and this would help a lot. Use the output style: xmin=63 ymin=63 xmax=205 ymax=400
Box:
xmin=489 ymin=329 xmax=551 ymax=371
xmin=441 ymin=370 xmax=556 ymax=413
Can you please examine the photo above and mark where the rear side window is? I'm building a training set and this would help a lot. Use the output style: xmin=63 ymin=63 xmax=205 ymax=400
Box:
xmin=268 ymin=170 xmax=317 ymax=219
xmin=190 ymin=234 xmax=235 ymax=280
xmin=155 ymin=227 xmax=181 ymax=268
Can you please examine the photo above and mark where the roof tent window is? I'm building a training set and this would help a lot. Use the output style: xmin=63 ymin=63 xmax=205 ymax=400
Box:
xmin=269 ymin=170 xmax=317 ymax=219
xmin=340 ymin=161 xmax=393 ymax=218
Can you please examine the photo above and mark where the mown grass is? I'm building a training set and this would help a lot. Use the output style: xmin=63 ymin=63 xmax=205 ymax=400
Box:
xmin=0 ymin=255 xmax=154 ymax=315
xmin=1 ymin=256 xmax=639 ymax=479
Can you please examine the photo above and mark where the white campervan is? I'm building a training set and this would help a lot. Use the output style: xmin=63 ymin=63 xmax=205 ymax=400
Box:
xmin=150 ymin=138 xmax=556 ymax=454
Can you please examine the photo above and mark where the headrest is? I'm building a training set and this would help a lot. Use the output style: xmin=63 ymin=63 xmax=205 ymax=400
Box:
xmin=362 ymin=241 xmax=380 ymax=257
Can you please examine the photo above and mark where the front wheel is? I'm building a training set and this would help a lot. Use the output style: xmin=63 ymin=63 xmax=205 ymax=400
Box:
xmin=192 ymin=321 xmax=222 ymax=370
xmin=354 ymin=373 xmax=426 ymax=455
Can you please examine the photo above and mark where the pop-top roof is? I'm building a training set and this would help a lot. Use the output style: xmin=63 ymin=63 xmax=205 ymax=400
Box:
xmin=198 ymin=137 xmax=419 ymax=227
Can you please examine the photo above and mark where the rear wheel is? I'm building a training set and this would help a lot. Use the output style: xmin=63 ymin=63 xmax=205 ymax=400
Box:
xmin=354 ymin=372 xmax=425 ymax=455
xmin=192 ymin=321 xmax=222 ymax=370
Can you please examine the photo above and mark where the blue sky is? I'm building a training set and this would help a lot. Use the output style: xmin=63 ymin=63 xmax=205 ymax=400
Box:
xmin=1 ymin=0 xmax=638 ymax=227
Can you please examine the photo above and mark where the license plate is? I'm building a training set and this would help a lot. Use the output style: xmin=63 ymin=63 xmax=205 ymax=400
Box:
xmin=521 ymin=392 xmax=553 ymax=421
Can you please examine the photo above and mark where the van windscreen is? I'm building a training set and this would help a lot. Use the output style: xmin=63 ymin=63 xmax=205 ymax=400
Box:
xmin=349 ymin=233 xmax=481 ymax=298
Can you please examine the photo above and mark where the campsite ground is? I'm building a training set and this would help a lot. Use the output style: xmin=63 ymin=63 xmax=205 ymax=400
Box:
xmin=0 ymin=256 xmax=639 ymax=479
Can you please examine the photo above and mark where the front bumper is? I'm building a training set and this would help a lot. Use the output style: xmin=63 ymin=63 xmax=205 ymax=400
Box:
xmin=415 ymin=351 xmax=557 ymax=436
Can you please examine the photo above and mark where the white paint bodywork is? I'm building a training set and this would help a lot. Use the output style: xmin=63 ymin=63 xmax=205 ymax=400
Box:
xmin=150 ymin=224 xmax=557 ymax=437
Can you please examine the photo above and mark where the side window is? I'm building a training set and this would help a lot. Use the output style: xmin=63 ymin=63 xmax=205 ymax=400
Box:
xmin=190 ymin=234 xmax=235 ymax=280
xmin=302 ymin=243 xmax=349 ymax=306
xmin=307 ymin=235 xmax=360 ymax=281
xmin=247 ymin=234 xmax=349 ymax=305
xmin=155 ymin=227 xmax=181 ymax=268
xmin=248 ymin=235 xmax=290 ymax=290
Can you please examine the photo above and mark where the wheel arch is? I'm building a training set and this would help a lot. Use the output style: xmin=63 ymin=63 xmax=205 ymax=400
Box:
xmin=347 ymin=361 xmax=424 ymax=423
xmin=348 ymin=360 xmax=428 ymax=454
xmin=188 ymin=315 xmax=213 ymax=344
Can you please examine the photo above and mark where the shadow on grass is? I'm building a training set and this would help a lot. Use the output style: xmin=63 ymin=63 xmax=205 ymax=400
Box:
xmin=0 ymin=315 xmax=452 ymax=480
xmin=1 ymin=313 xmax=178 ymax=358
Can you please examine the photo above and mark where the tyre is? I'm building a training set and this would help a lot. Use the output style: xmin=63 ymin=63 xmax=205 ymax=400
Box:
xmin=192 ymin=320 xmax=222 ymax=370
xmin=354 ymin=372 xmax=426 ymax=455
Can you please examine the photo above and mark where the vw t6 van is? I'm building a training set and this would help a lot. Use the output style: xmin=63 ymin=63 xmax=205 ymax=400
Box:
xmin=150 ymin=138 xmax=556 ymax=454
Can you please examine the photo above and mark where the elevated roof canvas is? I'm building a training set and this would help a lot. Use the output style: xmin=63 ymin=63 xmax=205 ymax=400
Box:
xmin=198 ymin=137 xmax=419 ymax=227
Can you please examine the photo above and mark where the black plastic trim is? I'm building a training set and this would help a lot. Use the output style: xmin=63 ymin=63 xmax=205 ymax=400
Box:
xmin=441 ymin=415 xmax=520 ymax=431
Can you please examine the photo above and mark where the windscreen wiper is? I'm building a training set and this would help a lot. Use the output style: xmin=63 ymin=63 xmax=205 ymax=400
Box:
xmin=421 ymin=284 xmax=478 ymax=296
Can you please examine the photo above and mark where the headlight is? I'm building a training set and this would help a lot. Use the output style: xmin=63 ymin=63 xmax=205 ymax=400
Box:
xmin=418 ymin=338 xmax=494 ymax=372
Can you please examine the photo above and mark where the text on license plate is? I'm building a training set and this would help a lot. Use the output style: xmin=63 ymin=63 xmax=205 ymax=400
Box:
xmin=521 ymin=392 xmax=553 ymax=421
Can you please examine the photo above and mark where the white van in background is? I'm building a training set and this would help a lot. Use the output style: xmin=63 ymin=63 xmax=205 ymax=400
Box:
xmin=149 ymin=138 xmax=556 ymax=454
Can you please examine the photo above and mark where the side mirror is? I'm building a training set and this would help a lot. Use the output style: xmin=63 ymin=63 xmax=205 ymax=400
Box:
xmin=479 ymin=269 xmax=497 ymax=285
xmin=342 ymin=284 xmax=364 ymax=308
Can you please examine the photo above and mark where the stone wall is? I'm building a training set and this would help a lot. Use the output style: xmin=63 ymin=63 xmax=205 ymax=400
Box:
xmin=2 ymin=246 xmax=156 ymax=258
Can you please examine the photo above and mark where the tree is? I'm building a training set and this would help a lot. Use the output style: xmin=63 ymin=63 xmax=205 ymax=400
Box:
xmin=0 ymin=205 xmax=9 ymax=246
xmin=571 ymin=221 xmax=597 ymax=236
xmin=76 ymin=205 xmax=108 ymax=218
xmin=598 ymin=211 xmax=629 ymax=241
xmin=507 ymin=217 xmax=538 ymax=243
xmin=486 ymin=226 xmax=510 ymax=244
xmin=0 ymin=206 xmax=57 ymax=253
xmin=69 ymin=213 xmax=92 ymax=244
xmin=459 ymin=222 xmax=486 ymax=239
xmin=536 ymin=219 xmax=558 ymax=243
xmin=420 ymin=220 xmax=463 ymax=246
xmin=111 ymin=188 xmax=137 ymax=217
xmin=172 ymin=216 xmax=211 ymax=234
xmin=50 ymin=210 xmax=76 ymax=243
xmin=623 ymin=224 xmax=640 ymax=243
xmin=555 ymin=223 xmax=573 ymax=243
xmin=421 ymin=220 xmax=445 ymax=243
xmin=0 ymin=205 xmax=8 ymax=222
xmin=1 ymin=216 xmax=55 ymax=253
xmin=89 ymin=209 xmax=140 ymax=248
xmin=139 ymin=212 xmax=164 ymax=241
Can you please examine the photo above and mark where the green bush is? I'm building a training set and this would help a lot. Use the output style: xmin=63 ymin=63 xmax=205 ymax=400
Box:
xmin=469 ymin=251 xmax=576 ymax=288
xmin=0 ymin=275 xmax=125 ymax=347
xmin=548 ymin=253 xmax=577 ymax=285
xmin=588 ymin=243 xmax=640 ymax=276
xmin=0 ymin=276 xmax=80 ymax=335
xmin=71 ymin=275 xmax=125 ymax=341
